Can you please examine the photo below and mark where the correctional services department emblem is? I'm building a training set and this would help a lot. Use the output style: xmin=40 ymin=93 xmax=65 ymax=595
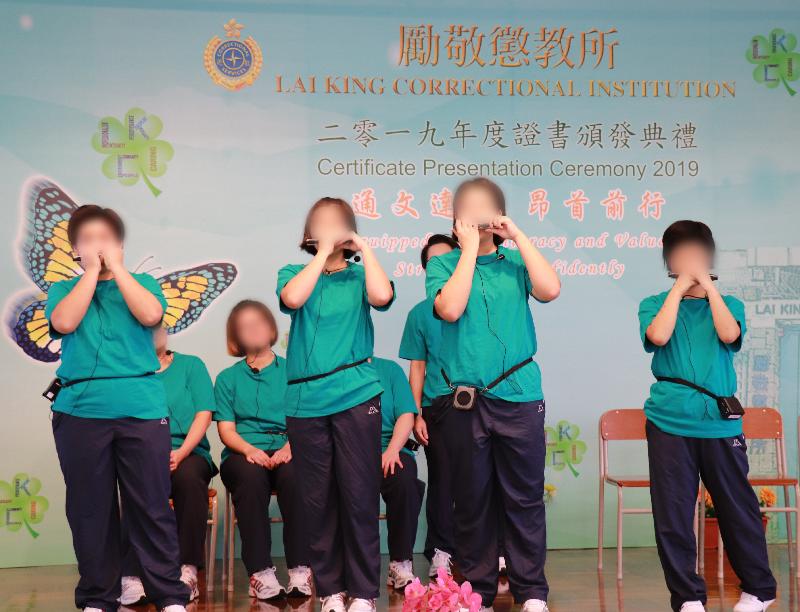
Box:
xmin=204 ymin=19 xmax=263 ymax=91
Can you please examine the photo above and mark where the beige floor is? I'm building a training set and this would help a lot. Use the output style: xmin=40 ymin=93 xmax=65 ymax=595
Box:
xmin=1 ymin=547 xmax=798 ymax=611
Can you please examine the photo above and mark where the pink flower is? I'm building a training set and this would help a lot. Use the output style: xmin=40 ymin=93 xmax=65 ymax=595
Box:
xmin=402 ymin=577 xmax=427 ymax=612
xmin=459 ymin=581 xmax=482 ymax=612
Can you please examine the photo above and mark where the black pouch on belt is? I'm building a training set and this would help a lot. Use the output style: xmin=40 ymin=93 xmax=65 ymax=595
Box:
xmin=655 ymin=376 xmax=745 ymax=420
xmin=442 ymin=356 xmax=534 ymax=411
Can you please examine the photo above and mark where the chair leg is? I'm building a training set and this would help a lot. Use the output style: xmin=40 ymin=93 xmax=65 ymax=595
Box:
xmin=795 ymin=484 xmax=800 ymax=578
xmin=717 ymin=531 xmax=724 ymax=580
xmin=221 ymin=494 xmax=229 ymax=591
xmin=698 ymin=487 xmax=706 ymax=572
xmin=207 ymin=497 xmax=217 ymax=593
xmin=616 ymin=486 xmax=624 ymax=581
xmin=784 ymin=485 xmax=794 ymax=568
xmin=598 ymin=479 xmax=605 ymax=570
xmin=693 ymin=503 xmax=699 ymax=574
xmin=227 ymin=502 xmax=236 ymax=592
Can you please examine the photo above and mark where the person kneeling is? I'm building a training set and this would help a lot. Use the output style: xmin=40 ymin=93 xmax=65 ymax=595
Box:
xmin=374 ymin=357 xmax=426 ymax=591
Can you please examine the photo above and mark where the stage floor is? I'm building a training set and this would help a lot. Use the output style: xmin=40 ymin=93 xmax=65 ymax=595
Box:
xmin=1 ymin=546 xmax=798 ymax=611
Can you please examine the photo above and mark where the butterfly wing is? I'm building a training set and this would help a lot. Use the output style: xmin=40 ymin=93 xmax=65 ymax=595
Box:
xmin=5 ymin=291 xmax=61 ymax=363
xmin=20 ymin=178 xmax=82 ymax=292
xmin=158 ymin=263 xmax=238 ymax=333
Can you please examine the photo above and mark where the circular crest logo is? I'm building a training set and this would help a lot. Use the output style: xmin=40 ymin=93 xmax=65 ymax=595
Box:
xmin=205 ymin=19 xmax=263 ymax=91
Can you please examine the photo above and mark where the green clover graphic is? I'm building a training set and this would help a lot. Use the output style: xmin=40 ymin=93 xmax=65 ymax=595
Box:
xmin=0 ymin=473 xmax=49 ymax=538
xmin=747 ymin=28 xmax=800 ymax=96
xmin=545 ymin=420 xmax=587 ymax=477
xmin=91 ymin=107 xmax=174 ymax=196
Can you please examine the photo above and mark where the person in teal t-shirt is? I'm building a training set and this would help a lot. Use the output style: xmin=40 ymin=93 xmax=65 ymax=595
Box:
xmin=119 ymin=327 xmax=217 ymax=604
xmin=372 ymin=357 xmax=425 ymax=591
xmin=425 ymin=178 xmax=561 ymax=610
xmin=215 ymin=300 xmax=310 ymax=600
xmin=398 ymin=233 xmax=459 ymax=574
xmin=277 ymin=197 xmax=394 ymax=610
xmin=639 ymin=220 xmax=776 ymax=612
xmin=45 ymin=205 xmax=189 ymax=612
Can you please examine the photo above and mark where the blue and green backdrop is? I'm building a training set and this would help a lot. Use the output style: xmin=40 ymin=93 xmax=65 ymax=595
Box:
xmin=1 ymin=0 xmax=798 ymax=567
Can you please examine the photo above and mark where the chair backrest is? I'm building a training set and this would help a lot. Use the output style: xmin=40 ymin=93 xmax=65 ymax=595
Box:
xmin=742 ymin=407 xmax=783 ymax=440
xmin=599 ymin=409 xmax=647 ymax=441
xmin=743 ymin=407 xmax=787 ymax=477
xmin=598 ymin=409 xmax=648 ymax=480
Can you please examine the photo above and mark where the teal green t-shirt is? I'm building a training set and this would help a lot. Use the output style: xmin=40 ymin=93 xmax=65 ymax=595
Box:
xmin=425 ymin=246 xmax=543 ymax=403
xmin=214 ymin=356 xmax=289 ymax=463
xmin=157 ymin=352 xmax=216 ymax=469
xmin=398 ymin=298 xmax=450 ymax=406
xmin=373 ymin=357 xmax=418 ymax=457
xmin=44 ymin=273 xmax=169 ymax=419
xmin=276 ymin=262 xmax=393 ymax=418
xmin=638 ymin=291 xmax=746 ymax=438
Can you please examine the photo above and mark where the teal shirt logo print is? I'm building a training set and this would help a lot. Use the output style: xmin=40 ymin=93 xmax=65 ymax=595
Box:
xmin=747 ymin=29 xmax=800 ymax=96
xmin=545 ymin=420 xmax=587 ymax=477
xmin=0 ymin=473 xmax=49 ymax=538
xmin=91 ymin=108 xmax=174 ymax=196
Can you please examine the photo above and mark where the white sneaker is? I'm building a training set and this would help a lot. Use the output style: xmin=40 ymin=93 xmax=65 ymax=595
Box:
xmin=679 ymin=602 xmax=705 ymax=612
xmin=387 ymin=559 xmax=415 ymax=589
xmin=161 ymin=606 xmax=187 ymax=612
xmin=119 ymin=575 xmax=147 ymax=605
xmin=287 ymin=565 xmax=313 ymax=597
xmin=498 ymin=556 xmax=507 ymax=576
xmin=734 ymin=592 xmax=776 ymax=612
xmin=249 ymin=567 xmax=286 ymax=600
xmin=429 ymin=547 xmax=453 ymax=577
xmin=320 ymin=592 xmax=347 ymax=612
xmin=180 ymin=564 xmax=199 ymax=601
xmin=521 ymin=599 xmax=548 ymax=612
xmin=348 ymin=599 xmax=376 ymax=612
xmin=84 ymin=609 xmax=104 ymax=612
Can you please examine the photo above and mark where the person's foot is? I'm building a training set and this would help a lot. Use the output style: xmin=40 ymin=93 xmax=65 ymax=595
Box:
xmin=320 ymin=592 xmax=347 ymax=612
xmin=287 ymin=565 xmax=313 ymax=597
xmin=521 ymin=599 xmax=548 ymax=612
xmin=348 ymin=599 xmax=376 ymax=612
xmin=429 ymin=548 xmax=453 ymax=577
xmin=161 ymin=606 xmax=187 ymax=612
xmin=679 ymin=602 xmax=705 ymax=612
xmin=387 ymin=559 xmax=415 ymax=589
xmin=119 ymin=575 xmax=147 ymax=606
xmin=180 ymin=564 xmax=199 ymax=601
xmin=83 ymin=608 xmax=104 ymax=612
xmin=498 ymin=556 xmax=507 ymax=576
xmin=734 ymin=593 xmax=776 ymax=612
xmin=249 ymin=567 xmax=286 ymax=600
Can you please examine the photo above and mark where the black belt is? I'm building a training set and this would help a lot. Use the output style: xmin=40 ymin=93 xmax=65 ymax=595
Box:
xmin=263 ymin=428 xmax=288 ymax=436
xmin=63 ymin=371 xmax=155 ymax=388
xmin=287 ymin=357 xmax=370 ymax=385
xmin=441 ymin=356 xmax=533 ymax=394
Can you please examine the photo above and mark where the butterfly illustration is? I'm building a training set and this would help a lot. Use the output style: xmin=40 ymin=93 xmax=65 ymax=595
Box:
xmin=5 ymin=176 xmax=238 ymax=363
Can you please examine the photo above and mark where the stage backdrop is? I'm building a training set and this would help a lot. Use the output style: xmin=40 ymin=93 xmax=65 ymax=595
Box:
xmin=1 ymin=0 xmax=798 ymax=568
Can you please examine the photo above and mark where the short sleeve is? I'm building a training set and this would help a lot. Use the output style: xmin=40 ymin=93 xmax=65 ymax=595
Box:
xmin=398 ymin=307 xmax=426 ymax=361
xmin=276 ymin=264 xmax=302 ymax=314
xmin=508 ymin=249 xmax=533 ymax=296
xmin=136 ymin=273 xmax=168 ymax=312
xmin=425 ymin=255 xmax=450 ymax=301
xmin=188 ymin=357 xmax=216 ymax=415
xmin=371 ymin=280 xmax=396 ymax=312
xmin=213 ymin=371 xmax=235 ymax=422
xmin=638 ymin=295 xmax=663 ymax=353
xmin=723 ymin=295 xmax=747 ymax=352
xmin=389 ymin=361 xmax=417 ymax=417
xmin=44 ymin=280 xmax=73 ymax=339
